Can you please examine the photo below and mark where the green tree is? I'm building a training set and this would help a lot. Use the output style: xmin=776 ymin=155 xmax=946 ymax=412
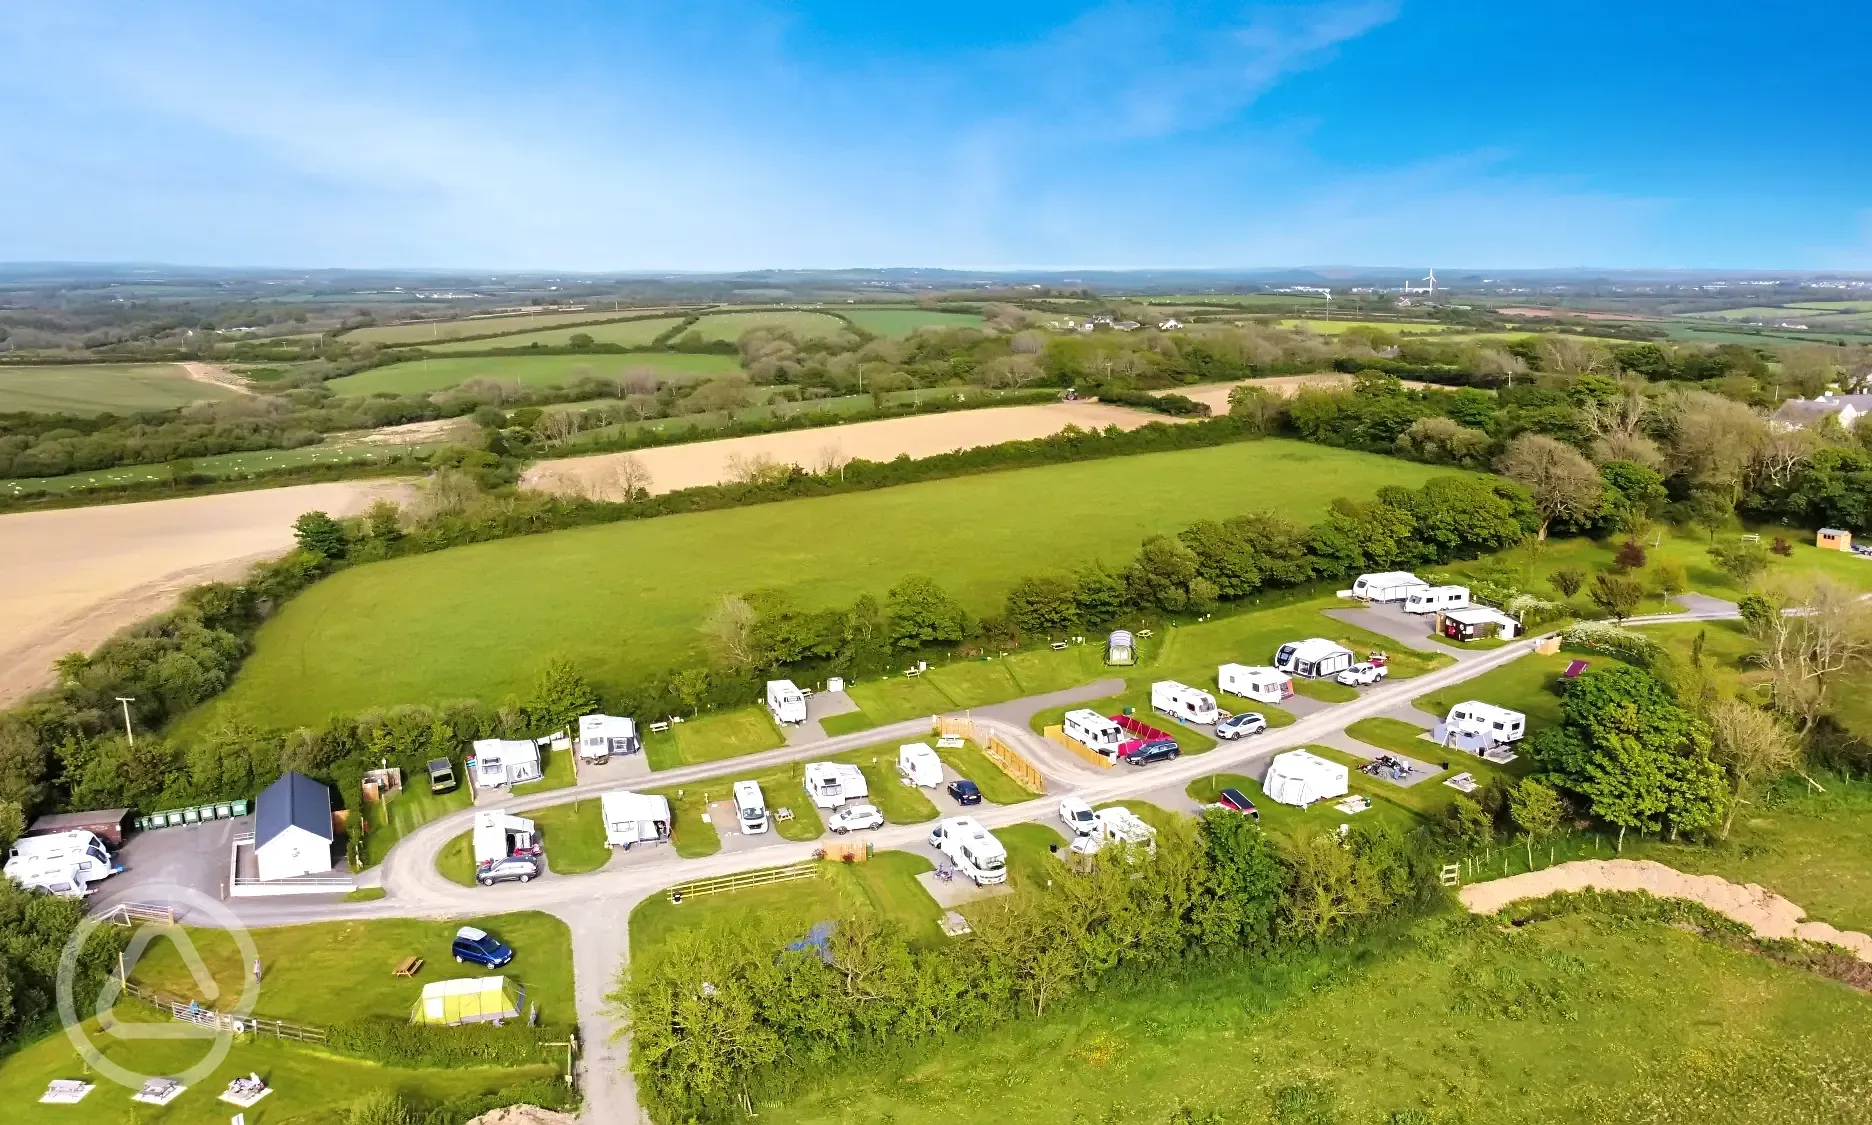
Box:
xmin=1707 ymin=698 xmax=1800 ymax=839
xmin=1497 ymin=434 xmax=1604 ymax=539
xmin=1508 ymin=778 xmax=1567 ymax=868
xmin=1124 ymin=535 xmax=1203 ymax=612
xmin=568 ymin=332 xmax=595 ymax=348
xmin=0 ymin=799 xmax=23 ymax=852
xmin=1687 ymin=487 xmax=1735 ymax=541
xmin=1192 ymin=809 xmax=1288 ymax=953
xmin=292 ymin=510 xmax=348 ymax=560
xmin=1589 ymin=572 xmax=1644 ymax=621
xmin=1444 ymin=795 xmax=1494 ymax=850
xmin=529 ymin=656 xmax=597 ymax=733
xmin=886 ymin=575 xmax=969 ymax=649
xmin=1072 ymin=560 xmax=1128 ymax=626
xmin=1226 ymin=384 xmax=1285 ymax=433
xmin=1549 ymin=565 xmax=1586 ymax=599
xmin=364 ymin=498 xmax=403 ymax=543
xmin=1708 ymin=540 xmax=1769 ymax=589
xmin=1004 ymin=572 xmax=1080 ymax=637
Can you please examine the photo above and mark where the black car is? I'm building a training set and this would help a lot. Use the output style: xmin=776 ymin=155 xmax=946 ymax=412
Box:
xmin=946 ymin=779 xmax=983 ymax=805
xmin=1124 ymin=739 xmax=1180 ymax=765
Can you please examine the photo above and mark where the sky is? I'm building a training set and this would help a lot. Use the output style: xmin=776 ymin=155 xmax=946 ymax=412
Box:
xmin=1 ymin=0 xmax=1868 ymax=272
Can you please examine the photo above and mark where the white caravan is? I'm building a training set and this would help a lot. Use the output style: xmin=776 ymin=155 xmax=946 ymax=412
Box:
xmin=1151 ymin=680 xmax=1219 ymax=725
xmin=732 ymin=780 xmax=770 ymax=835
xmin=1351 ymin=572 xmax=1430 ymax=603
xmin=470 ymin=739 xmax=542 ymax=789
xmin=929 ymin=817 xmax=1007 ymax=886
xmin=600 ymin=791 xmax=672 ymax=848
xmin=1403 ymin=585 xmax=1470 ymax=614
xmin=766 ymin=680 xmax=807 ymax=725
xmin=1072 ymin=807 xmax=1159 ymax=856
xmin=1062 ymin=709 xmax=1126 ymax=759
xmin=472 ymin=810 xmax=537 ymax=866
xmin=1443 ymin=702 xmax=1527 ymax=745
xmin=1217 ymin=664 xmax=1293 ymax=704
xmin=897 ymin=743 xmax=945 ymax=788
xmin=1262 ymin=750 xmax=1350 ymax=808
xmin=4 ymin=830 xmax=118 ymax=897
xmin=1274 ymin=638 xmax=1356 ymax=679
xmin=577 ymin=714 xmax=641 ymax=763
xmin=802 ymin=762 xmax=869 ymax=810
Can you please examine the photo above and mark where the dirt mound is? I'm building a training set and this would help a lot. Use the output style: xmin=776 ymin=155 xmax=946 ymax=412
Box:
xmin=1459 ymin=858 xmax=1872 ymax=961
xmin=464 ymin=1106 xmax=577 ymax=1125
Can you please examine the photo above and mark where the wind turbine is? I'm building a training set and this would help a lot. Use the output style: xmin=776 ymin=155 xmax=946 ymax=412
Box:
xmin=1420 ymin=268 xmax=1437 ymax=298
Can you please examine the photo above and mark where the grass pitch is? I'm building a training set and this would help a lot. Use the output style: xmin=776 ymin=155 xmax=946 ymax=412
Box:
xmin=0 ymin=363 xmax=237 ymax=415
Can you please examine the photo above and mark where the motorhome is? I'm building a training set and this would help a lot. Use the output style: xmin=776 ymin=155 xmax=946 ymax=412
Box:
xmin=1403 ymin=585 xmax=1470 ymax=614
xmin=1274 ymin=638 xmax=1355 ymax=679
xmin=897 ymin=743 xmax=944 ymax=788
xmin=1217 ymin=664 xmax=1293 ymax=704
xmin=802 ymin=762 xmax=868 ymax=809
xmin=1062 ymin=708 xmax=1127 ymax=760
xmin=766 ymin=680 xmax=808 ymax=725
xmin=4 ymin=830 xmax=119 ymax=896
xmin=599 ymin=791 xmax=672 ymax=848
xmin=577 ymin=714 xmax=641 ymax=763
xmin=732 ymin=780 xmax=770 ymax=834
xmin=1151 ymin=680 xmax=1218 ymax=725
xmin=1351 ymin=572 xmax=1430 ymax=603
xmin=1072 ymin=806 xmax=1159 ymax=856
xmin=1442 ymin=701 xmax=1527 ymax=746
xmin=928 ymin=817 xmax=1007 ymax=886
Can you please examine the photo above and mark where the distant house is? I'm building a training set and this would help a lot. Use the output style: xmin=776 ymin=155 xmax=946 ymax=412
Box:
xmin=1113 ymin=320 xmax=1142 ymax=331
xmin=1157 ymin=318 xmax=1183 ymax=330
xmin=254 ymin=772 xmax=334 ymax=882
xmin=1773 ymin=393 xmax=1872 ymax=431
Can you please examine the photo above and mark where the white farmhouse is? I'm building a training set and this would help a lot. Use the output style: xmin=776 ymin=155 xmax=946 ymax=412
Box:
xmin=253 ymin=772 xmax=335 ymax=882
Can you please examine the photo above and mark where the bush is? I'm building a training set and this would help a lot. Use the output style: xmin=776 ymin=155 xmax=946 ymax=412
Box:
xmin=325 ymin=1017 xmax=563 ymax=1068
xmin=1560 ymin=620 xmax=1661 ymax=664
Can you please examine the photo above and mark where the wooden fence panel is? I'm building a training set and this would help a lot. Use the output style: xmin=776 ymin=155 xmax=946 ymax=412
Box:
xmin=983 ymin=734 xmax=1046 ymax=793
xmin=1045 ymin=725 xmax=1116 ymax=769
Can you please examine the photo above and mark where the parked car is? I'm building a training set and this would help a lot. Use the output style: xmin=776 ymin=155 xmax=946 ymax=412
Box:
xmin=1335 ymin=661 xmax=1390 ymax=687
xmin=1058 ymin=796 xmax=1097 ymax=836
xmin=451 ymin=926 xmax=514 ymax=967
xmin=1123 ymin=739 xmax=1181 ymax=766
xmin=946 ymin=778 xmax=983 ymax=805
xmin=477 ymin=855 xmax=541 ymax=886
xmin=829 ymin=803 xmax=885 ymax=833
xmin=1215 ymin=787 xmax=1260 ymax=819
xmin=1215 ymin=712 xmax=1267 ymax=740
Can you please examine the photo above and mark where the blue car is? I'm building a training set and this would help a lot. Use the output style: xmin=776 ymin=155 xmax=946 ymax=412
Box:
xmin=946 ymin=779 xmax=983 ymax=805
xmin=451 ymin=926 xmax=513 ymax=968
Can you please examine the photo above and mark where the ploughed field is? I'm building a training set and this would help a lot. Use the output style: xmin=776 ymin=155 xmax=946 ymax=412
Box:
xmin=190 ymin=439 xmax=1460 ymax=725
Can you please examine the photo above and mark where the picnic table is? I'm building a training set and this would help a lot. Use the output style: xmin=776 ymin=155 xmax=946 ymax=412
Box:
xmin=393 ymin=956 xmax=424 ymax=978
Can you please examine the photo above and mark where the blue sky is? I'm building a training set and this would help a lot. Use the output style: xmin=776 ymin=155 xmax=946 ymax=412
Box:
xmin=2 ymin=1 xmax=1868 ymax=271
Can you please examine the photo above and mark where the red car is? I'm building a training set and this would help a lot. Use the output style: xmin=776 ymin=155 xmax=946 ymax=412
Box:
xmin=1216 ymin=787 xmax=1260 ymax=819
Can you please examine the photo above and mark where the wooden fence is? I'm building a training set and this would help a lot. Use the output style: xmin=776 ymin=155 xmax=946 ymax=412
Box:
xmin=666 ymin=861 xmax=820 ymax=903
xmin=983 ymin=733 xmax=1046 ymax=793
xmin=118 ymin=981 xmax=328 ymax=1044
xmin=932 ymin=716 xmax=974 ymax=740
xmin=1044 ymin=725 xmax=1116 ymax=769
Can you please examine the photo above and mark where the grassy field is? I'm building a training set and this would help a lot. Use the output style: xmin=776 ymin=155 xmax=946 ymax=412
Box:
xmin=0 ymin=363 xmax=237 ymax=415
xmin=511 ymin=745 xmax=576 ymax=795
xmin=4 ymin=439 xmax=438 ymax=496
xmin=686 ymin=310 xmax=849 ymax=342
xmin=642 ymin=709 xmax=782 ymax=770
xmin=1276 ymin=318 xmax=1460 ymax=335
xmin=528 ymin=796 xmax=612 ymax=874
xmin=755 ymin=908 xmax=1872 ymax=1123
xmin=342 ymin=308 xmax=687 ymax=345
xmin=324 ymin=351 xmax=741 ymax=397
xmin=843 ymin=308 xmax=985 ymax=336
xmin=360 ymin=777 xmax=472 ymax=867
xmin=1185 ymin=764 xmax=1423 ymax=842
xmin=128 ymin=911 xmax=574 ymax=1025
xmin=421 ymin=316 xmax=684 ymax=352
xmin=199 ymin=440 xmax=1460 ymax=726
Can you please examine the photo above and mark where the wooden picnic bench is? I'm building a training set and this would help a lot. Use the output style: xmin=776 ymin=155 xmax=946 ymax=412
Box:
xmin=393 ymin=956 xmax=423 ymax=978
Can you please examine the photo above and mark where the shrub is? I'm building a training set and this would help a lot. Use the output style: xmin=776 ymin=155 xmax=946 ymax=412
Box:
xmin=1560 ymin=620 xmax=1661 ymax=663
xmin=325 ymin=1017 xmax=562 ymax=1068
xmin=1612 ymin=539 xmax=1647 ymax=571
xmin=1549 ymin=565 xmax=1586 ymax=598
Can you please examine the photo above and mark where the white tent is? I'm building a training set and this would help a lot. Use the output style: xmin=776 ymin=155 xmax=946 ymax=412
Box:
xmin=471 ymin=739 xmax=542 ymax=788
xmin=1274 ymin=638 xmax=1355 ymax=679
xmin=472 ymin=810 xmax=536 ymax=865
xmin=1262 ymin=751 xmax=1350 ymax=808
xmin=600 ymin=791 xmax=672 ymax=848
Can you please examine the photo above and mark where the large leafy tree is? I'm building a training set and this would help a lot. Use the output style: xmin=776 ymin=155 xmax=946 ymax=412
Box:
xmin=886 ymin=574 xmax=969 ymax=649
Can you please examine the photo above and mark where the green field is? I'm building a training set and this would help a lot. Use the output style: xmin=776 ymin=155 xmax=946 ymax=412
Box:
xmin=197 ymin=440 xmax=1460 ymax=725
xmin=1788 ymin=301 xmax=1872 ymax=311
xmin=843 ymin=308 xmax=985 ymax=336
xmin=1277 ymin=318 xmax=1461 ymax=334
xmin=1136 ymin=293 xmax=1332 ymax=308
xmin=342 ymin=308 xmax=689 ymax=345
xmin=420 ymin=316 xmax=684 ymax=352
xmin=0 ymin=363 xmax=237 ymax=415
xmin=324 ymin=352 xmax=742 ymax=396
xmin=5 ymin=439 xmax=438 ymax=496
xmin=361 ymin=778 xmax=472 ymax=867
xmin=687 ymin=310 xmax=850 ymax=342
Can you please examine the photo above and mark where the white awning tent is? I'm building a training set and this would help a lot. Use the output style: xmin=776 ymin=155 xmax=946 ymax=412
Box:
xmin=1262 ymin=751 xmax=1350 ymax=808
xmin=471 ymin=739 xmax=542 ymax=788
xmin=578 ymin=714 xmax=641 ymax=760
xmin=472 ymin=810 xmax=536 ymax=864
xmin=1275 ymin=638 xmax=1355 ymax=679
xmin=1351 ymin=571 xmax=1429 ymax=602
xmin=600 ymin=790 xmax=672 ymax=847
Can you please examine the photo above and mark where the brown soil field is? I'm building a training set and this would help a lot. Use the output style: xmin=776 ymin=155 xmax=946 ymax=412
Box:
xmin=180 ymin=361 xmax=254 ymax=394
xmin=1176 ymin=373 xmax=1432 ymax=412
xmin=521 ymin=401 xmax=1175 ymax=499
xmin=0 ymin=480 xmax=409 ymax=706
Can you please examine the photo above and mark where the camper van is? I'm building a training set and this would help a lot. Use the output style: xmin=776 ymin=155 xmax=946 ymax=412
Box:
xmin=1403 ymin=585 xmax=1470 ymax=614
xmin=1217 ymin=664 xmax=1293 ymax=703
xmin=1274 ymin=638 xmax=1355 ymax=679
xmin=929 ymin=817 xmax=1008 ymax=886
xmin=732 ymin=780 xmax=770 ymax=835
xmin=1151 ymin=680 xmax=1218 ymax=725
xmin=1351 ymin=572 xmax=1429 ymax=603
xmin=4 ymin=830 xmax=119 ymax=896
xmin=765 ymin=680 xmax=808 ymax=725
xmin=1062 ymin=709 xmax=1126 ymax=759
xmin=802 ymin=762 xmax=868 ymax=810
xmin=897 ymin=743 xmax=944 ymax=788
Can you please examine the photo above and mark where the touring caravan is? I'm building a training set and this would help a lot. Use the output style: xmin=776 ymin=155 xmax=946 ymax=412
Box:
xmin=600 ymin=791 xmax=672 ymax=848
xmin=1151 ymin=680 xmax=1218 ymax=725
xmin=4 ymin=830 xmax=119 ymax=897
xmin=1351 ymin=572 xmax=1429 ymax=603
xmin=578 ymin=714 xmax=641 ymax=763
xmin=766 ymin=680 xmax=807 ymax=725
xmin=897 ymin=743 xmax=944 ymax=788
xmin=732 ymin=781 xmax=770 ymax=835
xmin=1274 ymin=638 xmax=1355 ymax=679
xmin=1403 ymin=585 xmax=1470 ymax=614
xmin=929 ymin=817 xmax=1008 ymax=886
xmin=1262 ymin=751 xmax=1350 ymax=808
xmin=1442 ymin=701 xmax=1527 ymax=746
xmin=803 ymin=762 xmax=869 ymax=809
xmin=1217 ymin=664 xmax=1293 ymax=704
xmin=472 ymin=810 xmax=538 ymax=866
xmin=1062 ymin=709 xmax=1127 ymax=760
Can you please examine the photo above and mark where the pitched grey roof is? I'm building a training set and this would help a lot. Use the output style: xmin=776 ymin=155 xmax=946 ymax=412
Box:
xmin=255 ymin=771 xmax=333 ymax=848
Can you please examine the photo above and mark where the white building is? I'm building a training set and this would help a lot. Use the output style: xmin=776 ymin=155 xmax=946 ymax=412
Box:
xmin=1351 ymin=572 xmax=1430 ymax=603
xmin=253 ymin=772 xmax=335 ymax=882
xmin=1437 ymin=605 xmax=1521 ymax=642
xmin=1404 ymin=585 xmax=1470 ymax=614
xmin=1440 ymin=701 xmax=1527 ymax=747
xmin=1274 ymin=638 xmax=1355 ymax=679
xmin=471 ymin=739 xmax=543 ymax=789
xmin=766 ymin=680 xmax=807 ymax=725
xmin=803 ymin=762 xmax=868 ymax=809
xmin=1772 ymin=393 xmax=1872 ymax=431
xmin=1217 ymin=664 xmax=1293 ymax=703
xmin=897 ymin=743 xmax=944 ymax=788
xmin=600 ymin=791 xmax=672 ymax=848
xmin=577 ymin=714 xmax=641 ymax=762
xmin=1261 ymin=751 xmax=1350 ymax=808
xmin=1151 ymin=680 xmax=1218 ymax=725
xmin=472 ymin=809 xmax=537 ymax=865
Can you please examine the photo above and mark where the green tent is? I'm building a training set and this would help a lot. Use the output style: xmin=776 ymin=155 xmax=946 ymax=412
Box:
xmin=410 ymin=976 xmax=524 ymax=1026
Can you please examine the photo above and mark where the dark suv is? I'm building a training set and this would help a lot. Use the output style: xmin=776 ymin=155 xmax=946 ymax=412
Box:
xmin=451 ymin=926 xmax=514 ymax=967
xmin=476 ymin=855 xmax=541 ymax=886
xmin=1123 ymin=739 xmax=1181 ymax=765
xmin=946 ymin=779 xmax=983 ymax=805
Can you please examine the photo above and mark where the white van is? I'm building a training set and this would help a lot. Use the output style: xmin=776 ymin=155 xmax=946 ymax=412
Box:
xmin=4 ymin=830 xmax=119 ymax=896
xmin=732 ymin=780 xmax=769 ymax=835
xmin=897 ymin=743 xmax=944 ymax=788
xmin=1150 ymin=680 xmax=1218 ymax=725
xmin=929 ymin=817 xmax=1007 ymax=886
xmin=765 ymin=680 xmax=807 ymax=725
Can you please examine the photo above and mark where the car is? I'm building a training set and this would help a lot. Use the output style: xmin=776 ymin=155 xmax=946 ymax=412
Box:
xmin=1215 ymin=787 xmax=1260 ymax=819
xmin=1335 ymin=661 xmax=1390 ymax=687
xmin=1123 ymin=739 xmax=1180 ymax=765
xmin=1058 ymin=796 xmax=1097 ymax=836
xmin=1214 ymin=712 xmax=1267 ymax=740
xmin=476 ymin=855 xmax=541 ymax=886
xmin=829 ymin=803 xmax=885 ymax=833
xmin=451 ymin=925 xmax=514 ymax=967
xmin=946 ymin=779 xmax=983 ymax=805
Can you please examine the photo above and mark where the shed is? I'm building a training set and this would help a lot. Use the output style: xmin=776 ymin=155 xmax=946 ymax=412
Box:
xmin=600 ymin=791 xmax=672 ymax=848
xmin=1818 ymin=527 xmax=1852 ymax=551
xmin=253 ymin=772 xmax=335 ymax=882
xmin=1274 ymin=638 xmax=1355 ymax=679
xmin=470 ymin=739 xmax=542 ymax=789
xmin=1351 ymin=572 xmax=1429 ymax=602
xmin=1438 ymin=605 xmax=1521 ymax=642
xmin=1217 ymin=664 xmax=1292 ymax=703
xmin=1262 ymin=751 xmax=1350 ymax=808
xmin=26 ymin=809 xmax=131 ymax=849
xmin=410 ymin=976 xmax=524 ymax=1026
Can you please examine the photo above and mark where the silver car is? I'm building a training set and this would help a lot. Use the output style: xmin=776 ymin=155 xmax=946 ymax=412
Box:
xmin=1215 ymin=713 xmax=1267 ymax=740
xmin=829 ymin=803 xmax=885 ymax=833
xmin=477 ymin=855 xmax=541 ymax=886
